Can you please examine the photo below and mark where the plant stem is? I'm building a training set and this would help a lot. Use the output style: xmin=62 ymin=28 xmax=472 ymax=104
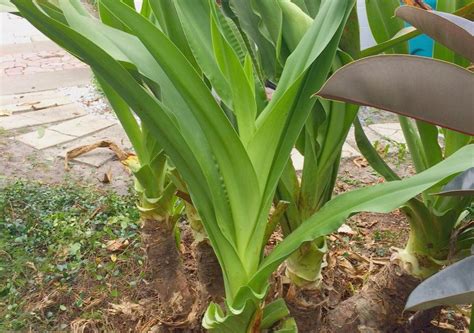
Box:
xmin=286 ymin=237 xmax=327 ymax=287
xmin=398 ymin=200 xmax=458 ymax=278
xmin=470 ymin=304 xmax=473 ymax=333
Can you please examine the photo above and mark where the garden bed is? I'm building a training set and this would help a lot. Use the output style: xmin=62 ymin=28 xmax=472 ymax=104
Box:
xmin=1 ymin=159 xmax=470 ymax=332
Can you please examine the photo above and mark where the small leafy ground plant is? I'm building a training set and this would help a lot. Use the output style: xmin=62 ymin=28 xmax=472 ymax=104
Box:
xmin=0 ymin=181 xmax=141 ymax=331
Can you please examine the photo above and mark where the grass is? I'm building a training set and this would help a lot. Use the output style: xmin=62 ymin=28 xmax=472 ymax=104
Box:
xmin=0 ymin=180 xmax=141 ymax=331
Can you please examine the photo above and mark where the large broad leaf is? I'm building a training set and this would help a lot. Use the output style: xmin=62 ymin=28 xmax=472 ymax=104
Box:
xmin=436 ymin=167 xmax=474 ymax=196
xmin=405 ymin=255 xmax=474 ymax=311
xmin=360 ymin=2 xmax=474 ymax=58
xmin=316 ymin=55 xmax=474 ymax=136
xmin=396 ymin=6 xmax=474 ymax=62
xmin=434 ymin=0 xmax=472 ymax=66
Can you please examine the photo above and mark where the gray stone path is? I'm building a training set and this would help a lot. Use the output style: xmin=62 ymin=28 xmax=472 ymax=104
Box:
xmin=1 ymin=13 xmax=131 ymax=173
xmin=0 ymin=10 xmax=406 ymax=179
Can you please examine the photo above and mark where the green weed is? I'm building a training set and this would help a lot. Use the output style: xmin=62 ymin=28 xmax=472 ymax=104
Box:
xmin=0 ymin=181 xmax=140 ymax=330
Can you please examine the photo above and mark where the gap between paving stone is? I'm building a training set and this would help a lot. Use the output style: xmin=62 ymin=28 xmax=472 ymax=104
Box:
xmin=0 ymin=96 xmax=71 ymax=115
xmin=0 ymin=41 xmax=60 ymax=56
xmin=368 ymin=123 xmax=406 ymax=144
xmin=0 ymin=89 xmax=66 ymax=106
xmin=16 ymin=114 xmax=116 ymax=150
xmin=47 ymin=114 xmax=116 ymax=137
xmin=0 ymin=104 xmax=86 ymax=130
xmin=16 ymin=129 xmax=76 ymax=150
xmin=1 ymin=67 xmax=91 ymax=95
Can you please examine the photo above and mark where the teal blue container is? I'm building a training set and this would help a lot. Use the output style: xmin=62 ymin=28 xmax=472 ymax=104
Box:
xmin=407 ymin=0 xmax=437 ymax=57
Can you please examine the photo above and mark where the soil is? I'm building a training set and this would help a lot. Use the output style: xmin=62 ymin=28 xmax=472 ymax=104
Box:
xmin=141 ymin=216 xmax=195 ymax=325
xmin=359 ymin=106 xmax=399 ymax=125
xmin=1 ymin=145 xmax=470 ymax=331
xmin=0 ymin=132 xmax=132 ymax=195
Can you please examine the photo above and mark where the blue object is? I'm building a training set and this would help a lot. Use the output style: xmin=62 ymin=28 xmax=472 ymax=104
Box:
xmin=406 ymin=0 xmax=437 ymax=57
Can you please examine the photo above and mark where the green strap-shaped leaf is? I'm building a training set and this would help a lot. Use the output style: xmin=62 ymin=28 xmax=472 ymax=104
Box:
xmin=12 ymin=0 xmax=250 ymax=301
xmin=174 ymin=0 xmax=233 ymax=108
xmin=225 ymin=0 xmax=280 ymax=79
xmin=210 ymin=4 xmax=257 ymax=144
xmin=251 ymin=144 xmax=474 ymax=292
xmin=278 ymin=0 xmax=313 ymax=51
xmin=339 ymin=5 xmax=360 ymax=59
xmin=365 ymin=0 xmax=408 ymax=54
xmin=359 ymin=27 xmax=419 ymax=58
xmin=249 ymin=0 xmax=354 ymax=193
xmin=353 ymin=117 xmax=400 ymax=181
xmin=96 ymin=76 xmax=146 ymax=162
xmin=99 ymin=0 xmax=134 ymax=33
xmin=98 ymin=0 xmax=263 ymax=271
xmin=148 ymin=0 xmax=197 ymax=67
xmin=246 ymin=0 xmax=355 ymax=266
xmin=261 ymin=299 xmax=291 ymax=329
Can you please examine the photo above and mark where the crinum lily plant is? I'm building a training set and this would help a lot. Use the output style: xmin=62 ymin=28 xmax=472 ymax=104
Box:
xmin=6 ymin=0 xmax=473 ymax=331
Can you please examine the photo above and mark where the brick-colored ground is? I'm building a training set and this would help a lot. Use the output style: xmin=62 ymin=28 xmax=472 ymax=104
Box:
xmin=1 ymin=50 xmax=87 ymax=76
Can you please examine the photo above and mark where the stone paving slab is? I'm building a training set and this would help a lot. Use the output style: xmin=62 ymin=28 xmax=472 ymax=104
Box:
xmin=345 ymin=126 xmax=381 ymax=150
xmin=291 ymin=149 xmax=304 ymax=171
xmin=291 ymin=143 xmax=362 ymax=171
xmin=14 ymin=114 xmax=116 ymax=151
xmin=0 ymin=13 xmax=46 ymax=45
xmin=1 ymin=96 xmax=71 ymax=115
xmin=47 ymin=114 xmax=116 ymax=137
xmin=0 ymin=41 xmax=60 ymax=56
xmin=1 ymin=67 xmax=92 ymax=95
xmin=0 ymin=89 xmax=65 ymax=106
xmin=0 ymin=104 xmax=85 ymax=130
xmin=342 ymin=143 xmax=361 ymax=158
xmin=52 ymin=124 xmax=133 ymax=167
xmin=368 ymin=123 xmax=406 ymax=144
xmin=17 ymin=129 xmax=76 ymax=150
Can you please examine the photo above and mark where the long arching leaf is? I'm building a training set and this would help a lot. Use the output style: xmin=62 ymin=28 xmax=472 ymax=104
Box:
xmin=250 ymin=144 xmax=474 ymax=292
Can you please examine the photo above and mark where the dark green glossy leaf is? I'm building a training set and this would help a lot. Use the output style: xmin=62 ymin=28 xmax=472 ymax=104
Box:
xmin=405 ymin=256 xmax=474 ymax=311
xmin=396 ymin=6 xmax=474 ymax=62
xmin=436 ymin=167 xmax=474 ymax=196
xmin=317 ymin=55 xmax=474 ymax=136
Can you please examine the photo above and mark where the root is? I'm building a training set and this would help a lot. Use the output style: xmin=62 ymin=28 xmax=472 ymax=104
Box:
xmin=141 ymin=217 xmax=196 ymax=325
xmin=406 ymin=307 xmax=442 ymax=332
xmin=195 ymin=240 xmax=225 ymax=305
xmin=284 ymin=284 xmax=325 ymax=332
xmin=324 ymin=262 xmax=420 ymax=332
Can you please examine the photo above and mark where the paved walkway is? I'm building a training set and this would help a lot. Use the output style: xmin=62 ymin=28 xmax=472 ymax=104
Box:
xmin=0 ymin=13 xmax=133 ymax=190
xmin=0 ymin=11 xmax=406 ymax=184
